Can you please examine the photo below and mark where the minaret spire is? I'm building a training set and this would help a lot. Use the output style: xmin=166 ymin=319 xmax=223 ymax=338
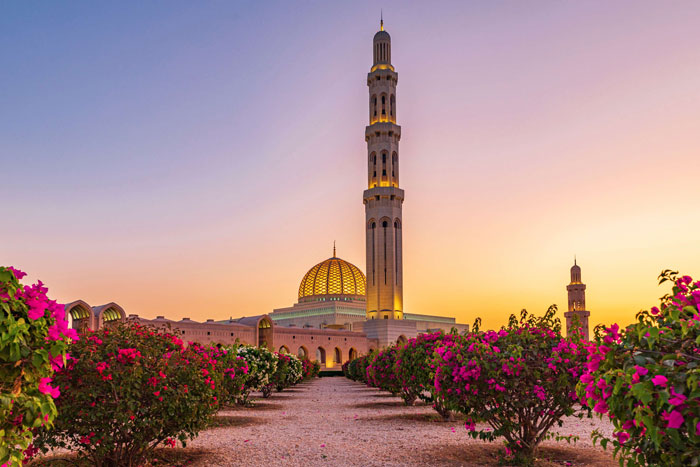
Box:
xmin=565 ymin=259 xmax=590 ymax=340
xmin=364 ymin=21 xmax=403 ymax=320
xmin=380 ymin=10 xmax=384 ymax=31
xmin=333 ymin=241 xmax=336 ymax=258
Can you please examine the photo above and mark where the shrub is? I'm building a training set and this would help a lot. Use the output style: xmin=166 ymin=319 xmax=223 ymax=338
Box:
xmin=395 ymin=331 xmax=459 ymax=418
xmin=367 ymin=346 xmax=417 ymax=404
xmin=301 ymin=358 xmax=321 ymax=380
xmin=434 ymin=307 xmax=589 ymax=465
xmin=189 ymin=343 xmax=250 ymax=405
xmin=577 ymin=271 xmax=700 ymax=466
xmin=267 ymin=352 xmax=303 ymax=395
xmin=32 ymin=322 xmax=219 ymax=467
xmin=0 ymin=266 xmax=74 ymax=466
xmin=346 ymin=353 xmax=372 ymax=383
xmin=235 ymin=345 xmax=277 ymax=403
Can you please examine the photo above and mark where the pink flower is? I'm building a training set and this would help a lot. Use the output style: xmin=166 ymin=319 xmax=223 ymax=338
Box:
xmin=38 ymin=377 xmax=60 ymax=399
xmin=7 ymin=266 xmax=26 ymax=279
xmin=696 ymin=422 xmax=700 ymax=436
xmin=651 ymin=375 xmax=668 ymax=387
xmin=662 ymin=410 xmax=684 ymax=429
xmin=614 ymin=430 xmax=630 ymax=444
xmin=668 ymin=389 xmax=687 ymax=406
xmin=593 ymin=401 xmax=608 ymax=414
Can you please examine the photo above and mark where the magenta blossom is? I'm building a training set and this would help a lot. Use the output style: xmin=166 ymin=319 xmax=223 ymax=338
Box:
xmin=662 ymin=410 xmax=684 ymax=429
xmin=651 ymin=375 xmax=668 ymax=387
xmin=38 ymin=377 xmax=60 ymax=399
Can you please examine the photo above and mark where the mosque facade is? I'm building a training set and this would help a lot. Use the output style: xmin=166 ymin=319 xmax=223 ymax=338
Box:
xmin=62 ymin=21 xmax=589 ymax=369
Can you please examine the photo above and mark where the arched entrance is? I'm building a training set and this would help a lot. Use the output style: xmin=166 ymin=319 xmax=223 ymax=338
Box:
xmin=316 ymin=347 xmax=326 ymax=367
xmin=258 ymin=318 xmax=273 ymax=349
xmin=397 ymin=335 xmax=408 ymax=345
xmin=279 ymin=345 xmax=290 ymax=354
xmin=298 ymin=346 xmax=308 ymax=359
xmin=67 ymin=303 xmax=91 ymax=332
xmin=334 ymin=347 xmax=342 ymax=367
xmin=348 ymin=348 xmax=358 ymax=360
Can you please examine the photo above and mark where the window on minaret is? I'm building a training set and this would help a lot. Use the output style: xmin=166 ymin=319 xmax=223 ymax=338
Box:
xmin=382 ymin=153 xmax=387 ymax=177
xmin=371 ymin=222 xmax=376 ymax=286
xmin=390 ymin=94 xmax=395 ymax=118
xmin=373 ymin=96 xmax=377 ymax=117
xmin=382 ymin=221 xmax=388 ymax=285
xmin=381 ymin=95 xmax=386 ymax=116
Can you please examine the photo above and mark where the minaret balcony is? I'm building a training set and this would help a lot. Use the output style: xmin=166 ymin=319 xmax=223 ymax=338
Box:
xmin=363 ymin=186 xmax=404 ymax=204
xmin=365 ymin=122 xmax=401 ymax=139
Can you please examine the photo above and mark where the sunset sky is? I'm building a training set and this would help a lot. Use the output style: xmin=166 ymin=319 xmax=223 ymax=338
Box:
xmin=3 ymin=1 xmax=699 ymax=331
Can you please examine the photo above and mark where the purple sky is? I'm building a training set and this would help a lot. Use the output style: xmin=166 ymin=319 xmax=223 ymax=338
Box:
xmin=3 ymin=1 xmax=700 ymax=329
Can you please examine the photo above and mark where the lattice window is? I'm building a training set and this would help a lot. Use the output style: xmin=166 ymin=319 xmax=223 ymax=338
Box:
xmin=69 ymin=305 xmax=90 ymax=321
xmin=103 ymin=307 xmax=121 ymax=322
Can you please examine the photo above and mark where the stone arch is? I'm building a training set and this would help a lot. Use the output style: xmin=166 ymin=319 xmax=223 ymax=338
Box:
xmin=298 ymin=346 xmax=308 ymax=359
xmin=334 ymin=347 xmax=342 ymax=366
xmin=397 ymin=335 xmax=408 ymax=345
xmin=65 ymin=300 xmax=94 ymax=332
xmin=279 ymin=345 xmax=290 ymax=354
xmin=93 ymin=303 xmax=126 ymax=329
xmin=348 ymin=347 xmax=358 ymax=361
xmin=316 ymin=346 xmax=326 ymax=367
xmin=258 ymin=316 xmax=273 ymax=348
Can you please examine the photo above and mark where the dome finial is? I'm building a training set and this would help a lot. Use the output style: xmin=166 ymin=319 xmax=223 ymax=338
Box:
xmin=380 ymin=9 xmax=384 ymax=31
xmin=574 ymin=255 xmax=577 ymax=266
xmin=333 ymin=240 xmax=336 ymax=258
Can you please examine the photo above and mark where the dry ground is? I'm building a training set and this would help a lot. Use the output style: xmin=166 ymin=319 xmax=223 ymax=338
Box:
xmin=187 ymin=377 xmax=616 ymax=467
xmin=34 ymin=377 xmax=617 ymax=466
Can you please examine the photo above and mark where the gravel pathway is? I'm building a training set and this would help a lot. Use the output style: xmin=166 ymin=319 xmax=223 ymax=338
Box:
xmin=189 ymin=377 xmax=616 ymax=467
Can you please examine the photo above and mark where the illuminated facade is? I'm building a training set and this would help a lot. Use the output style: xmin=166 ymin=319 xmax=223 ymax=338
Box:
xmin=364 ymin=19 xmax=404 ymax=320
xmin=565 ymin=259 xmax=590 ymax=340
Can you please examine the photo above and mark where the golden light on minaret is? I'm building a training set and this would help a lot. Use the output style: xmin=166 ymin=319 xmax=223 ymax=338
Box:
xmin=364 ymin=20 xmax=404 ymax=321
xmin=565 ymin=258 xmax=591 ymax=340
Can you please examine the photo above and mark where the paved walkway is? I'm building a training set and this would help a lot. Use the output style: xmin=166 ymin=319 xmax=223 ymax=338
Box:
xmin=189 ymin=377 xmax=615 ymax=467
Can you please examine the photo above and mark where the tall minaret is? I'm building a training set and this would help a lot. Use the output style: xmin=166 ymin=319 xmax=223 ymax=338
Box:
xmin=565 ymin=259 xmax=590 ymax=340
xmin=364 ymin=18 xmax=404 ymax=320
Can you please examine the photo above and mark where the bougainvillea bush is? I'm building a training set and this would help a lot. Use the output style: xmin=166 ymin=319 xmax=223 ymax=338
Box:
xmin=367 ymin=346 xmax=417 ymax=405
xmin=32 ymin=322 xmax=220 ymax=467
xmin=578 ymin=271 xmax=700 ymax=466
xmin=301 ymin=357 xmax=321 ymax=380
xmin=395 ymin=331 xmax=459 ymax=419
xmin=0 ymin=267 xmax=74 ymax=466
xmin=235 ymin=345 xmax=277 ymax=403
xmin=434 ymin=307 xmax=589 ymax=465
xmin=266 ymin=352 xmax=303 ymax=395
xmin=346 ymin=354 xmax=371 ymax=383
xmin=189 ymin=343 xmax=250 ymax=405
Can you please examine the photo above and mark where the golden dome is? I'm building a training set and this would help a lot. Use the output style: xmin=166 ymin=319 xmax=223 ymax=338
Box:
xmin=298 ymin=255 xmax=366 ymax=303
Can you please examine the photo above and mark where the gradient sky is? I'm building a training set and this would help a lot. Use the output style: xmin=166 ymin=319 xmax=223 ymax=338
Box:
xmin=2 ymin=1 xmax=699 ymax=331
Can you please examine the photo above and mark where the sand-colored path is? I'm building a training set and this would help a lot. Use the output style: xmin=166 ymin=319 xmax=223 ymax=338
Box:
xmin=188 ymin=377 xmax=615 ymax=467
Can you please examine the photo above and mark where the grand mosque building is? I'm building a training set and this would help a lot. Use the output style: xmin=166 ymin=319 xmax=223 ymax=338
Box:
xmin=63 ymin=21 xmax=590 ymax=369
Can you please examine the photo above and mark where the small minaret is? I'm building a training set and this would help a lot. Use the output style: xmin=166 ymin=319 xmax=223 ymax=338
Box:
xmin=364 ymin=17 xmax=404 ymax=320
xmin=565 ymin=259 xmax=590 ymax=340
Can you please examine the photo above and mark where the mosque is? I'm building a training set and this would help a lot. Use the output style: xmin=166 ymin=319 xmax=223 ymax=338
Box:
xmin=62 ymin=21 xmax=590 ymax=369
